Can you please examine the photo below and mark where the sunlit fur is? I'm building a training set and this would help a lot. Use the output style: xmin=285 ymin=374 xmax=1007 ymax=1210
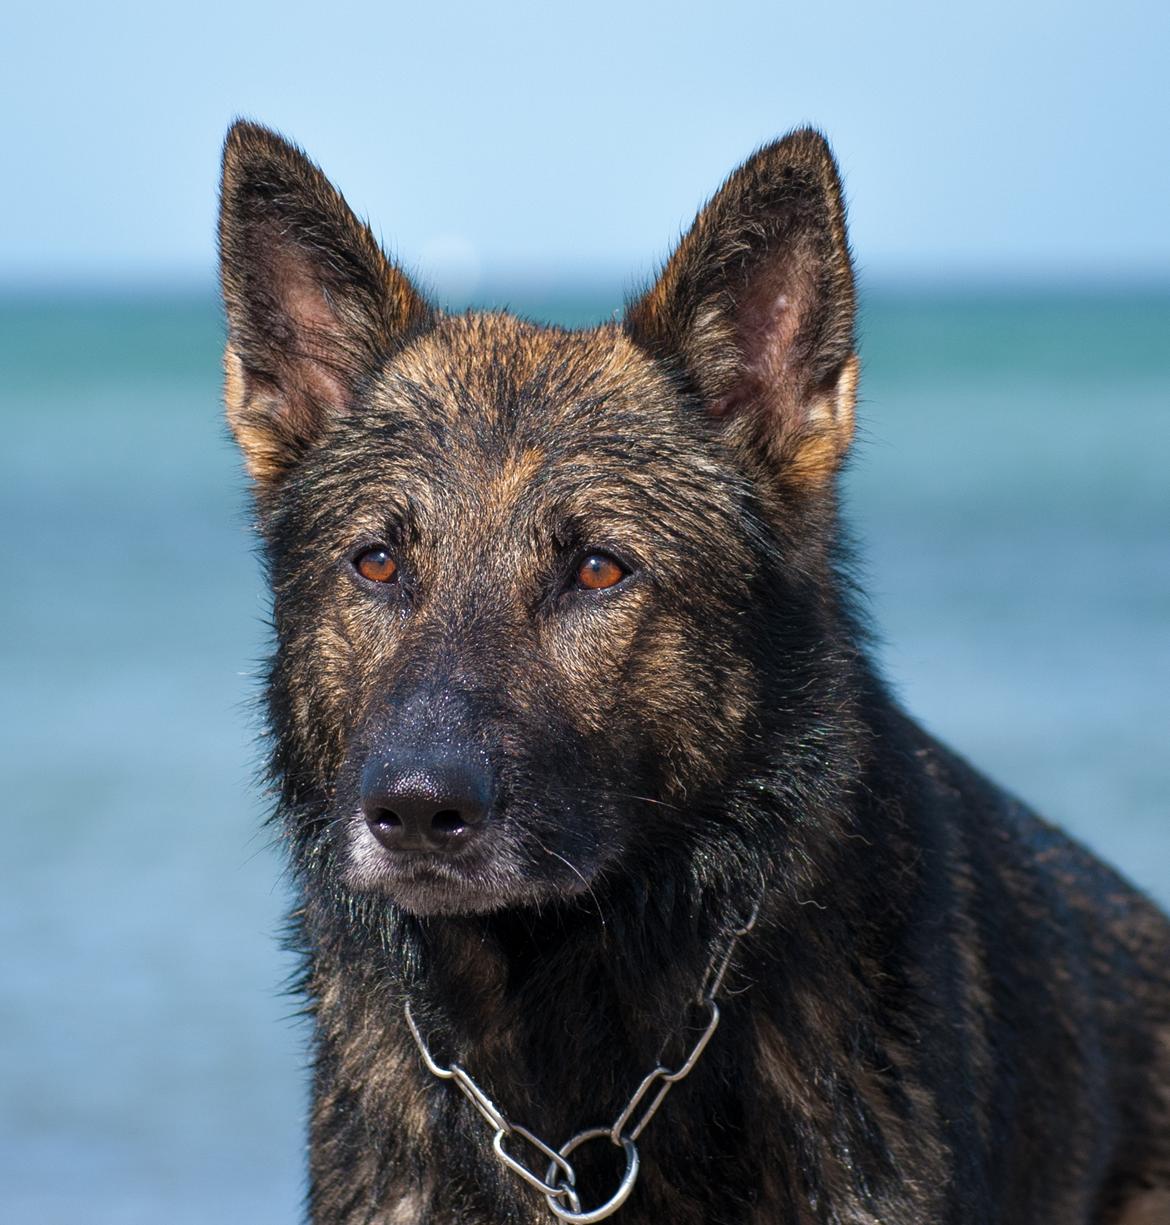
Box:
xmin=220 ymin=121 xmax=1170 ymax=1224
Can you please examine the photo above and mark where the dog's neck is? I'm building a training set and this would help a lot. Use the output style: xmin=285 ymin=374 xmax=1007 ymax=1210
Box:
xmin=305 ymin=849 xmax=772 ymax=1137
xmin=403 ymin=865 xmax=739 ymax=1057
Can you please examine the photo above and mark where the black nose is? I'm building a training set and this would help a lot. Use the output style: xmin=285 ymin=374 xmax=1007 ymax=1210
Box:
xmin=361 ymin=753 xmax=492 ymax=853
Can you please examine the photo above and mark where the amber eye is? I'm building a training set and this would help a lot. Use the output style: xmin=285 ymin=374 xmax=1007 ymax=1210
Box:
xmin=575 ymin=551 xmax=627 ymax=592
xmin=354 ymin=547 xmax=398 ymax=584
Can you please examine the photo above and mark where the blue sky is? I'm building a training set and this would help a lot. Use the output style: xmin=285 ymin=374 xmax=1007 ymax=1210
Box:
xmin=2 ymin=0 xmax=1167 ymax=293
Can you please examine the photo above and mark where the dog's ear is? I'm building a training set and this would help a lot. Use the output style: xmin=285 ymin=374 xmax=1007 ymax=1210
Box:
xmin=626 ymin=129 xmax=857 ymax=488
xmin=218 ymin=121 xmax=432 ymax=485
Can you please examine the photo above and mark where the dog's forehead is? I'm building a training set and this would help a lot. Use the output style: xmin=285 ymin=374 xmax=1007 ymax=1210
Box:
xmin=373 ymin=312 xmax=672 ymax=440
xmin=331 ymin=310 xmax=728 ymax=533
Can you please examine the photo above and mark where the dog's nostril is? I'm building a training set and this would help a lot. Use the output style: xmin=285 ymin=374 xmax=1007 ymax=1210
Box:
xmin=360 ymin=756 xmax=492 ymax=853
xmin=430 ymin=810 xmax=466 ymax=836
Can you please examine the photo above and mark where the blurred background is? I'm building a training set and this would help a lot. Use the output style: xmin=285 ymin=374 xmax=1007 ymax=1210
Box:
xmin=1 ymin=1 xmax=1167 ymax=1221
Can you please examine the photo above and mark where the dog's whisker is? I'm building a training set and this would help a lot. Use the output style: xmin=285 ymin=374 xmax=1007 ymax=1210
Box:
xmin=605 ymin=789 xmax=687 ymax=814
xmin=535 ymin=839 xmax=608 ymax=927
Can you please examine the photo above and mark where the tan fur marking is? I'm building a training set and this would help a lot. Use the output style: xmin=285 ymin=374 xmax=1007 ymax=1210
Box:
xmin=487 ymin=446 xmax=547 ymax=516
xmin=223 ymin=344 xmax=285 ymax=484
xmin=1112 ymin=1191 xmax=1170 ymax=1224
xmin=782 ymin=351 xmax=859 ymax=487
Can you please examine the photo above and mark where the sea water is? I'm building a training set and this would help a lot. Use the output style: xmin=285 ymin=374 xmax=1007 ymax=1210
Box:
xmin=1 ymin=287 xmax=1167 ymax=1222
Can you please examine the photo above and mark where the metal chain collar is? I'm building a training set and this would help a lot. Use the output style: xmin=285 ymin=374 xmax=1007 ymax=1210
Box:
xmin=403 ymin=897 xmax=760 ymax=1223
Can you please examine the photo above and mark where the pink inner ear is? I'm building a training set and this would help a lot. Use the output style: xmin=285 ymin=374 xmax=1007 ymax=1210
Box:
xmin=738 ymin=261 xmax=810 ymax=390
xmin=711 ymin=259 xmax=810 ymax=420
xmin=274 ymin=251 xmax=354 ymax=416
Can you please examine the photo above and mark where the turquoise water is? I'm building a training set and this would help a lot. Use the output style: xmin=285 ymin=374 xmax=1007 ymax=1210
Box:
xmin=1 ymin=289 xmax=1167 ymax=1222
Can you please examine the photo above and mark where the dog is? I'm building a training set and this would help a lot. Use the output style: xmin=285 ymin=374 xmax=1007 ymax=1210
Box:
xmin=217 ymin=120 xmax=1170 ymax=1224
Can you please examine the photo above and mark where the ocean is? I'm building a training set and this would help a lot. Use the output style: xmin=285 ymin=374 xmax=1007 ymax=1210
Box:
xmin=1 ymin=287 xmax=1167 ymax=1222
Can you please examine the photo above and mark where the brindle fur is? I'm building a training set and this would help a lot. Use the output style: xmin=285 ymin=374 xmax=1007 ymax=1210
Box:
xmin=218 ymin=121 xmax=1170 ymax=1224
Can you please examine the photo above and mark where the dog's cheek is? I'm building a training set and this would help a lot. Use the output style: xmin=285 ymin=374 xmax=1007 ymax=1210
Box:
xmin=537 ymin=589 xmax=650 ymax=736
xmin=624 ymin=612 xmax=757 ymax=795
xmin=541 ymin=590 xmax=756 ymax=795
xmin=272 ymin=579 xmax=399 ymax=788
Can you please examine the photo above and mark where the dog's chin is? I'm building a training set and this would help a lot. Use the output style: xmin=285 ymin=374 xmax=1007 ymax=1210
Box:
xmin=344 ymin=830 xmax=599 ymax=917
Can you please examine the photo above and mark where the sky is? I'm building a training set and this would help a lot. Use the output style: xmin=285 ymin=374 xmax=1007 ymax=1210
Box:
xmin=2 ymin=0 xmax=1168 ymax=294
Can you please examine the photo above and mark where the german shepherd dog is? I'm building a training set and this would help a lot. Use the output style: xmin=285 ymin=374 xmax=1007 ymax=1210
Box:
xmin=218 ymin=121 xmax=1170 ymax=1224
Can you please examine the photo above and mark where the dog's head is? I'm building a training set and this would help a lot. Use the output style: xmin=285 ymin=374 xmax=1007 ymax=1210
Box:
xmin=219 ymin=122 xmax=859 ymax=916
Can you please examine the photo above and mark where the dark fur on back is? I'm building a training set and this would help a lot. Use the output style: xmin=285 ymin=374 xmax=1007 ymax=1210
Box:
xmin=218 ymin=121 xmax=1170 ymax=1224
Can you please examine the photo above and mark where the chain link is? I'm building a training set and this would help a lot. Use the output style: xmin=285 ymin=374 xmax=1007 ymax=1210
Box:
xmin=404 ymin=893 xmax=760 ymax=1222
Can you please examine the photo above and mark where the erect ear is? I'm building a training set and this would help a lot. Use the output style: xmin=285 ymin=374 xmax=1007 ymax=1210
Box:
xmin=218 ymin=121 xmax=432 ymax=485
xmin=625 ymin=129 xmax=858 ymax=488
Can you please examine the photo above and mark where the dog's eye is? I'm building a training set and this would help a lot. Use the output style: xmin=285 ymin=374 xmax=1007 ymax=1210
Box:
xmin=575 ymin=552 xmax=627 ymax=592
xmin=354 ymin=547 xmax=399 ymax=584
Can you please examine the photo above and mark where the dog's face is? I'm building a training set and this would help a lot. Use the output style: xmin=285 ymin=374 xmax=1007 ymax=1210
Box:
xmin=219 ymin=124 xmax=858 ymax=915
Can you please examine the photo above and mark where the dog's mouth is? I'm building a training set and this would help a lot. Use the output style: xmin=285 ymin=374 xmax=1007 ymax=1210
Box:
xmin=352 ymin=844 xmax=494 ymax=915
xmin=343 ymin=812 xmax=605 ymax=916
